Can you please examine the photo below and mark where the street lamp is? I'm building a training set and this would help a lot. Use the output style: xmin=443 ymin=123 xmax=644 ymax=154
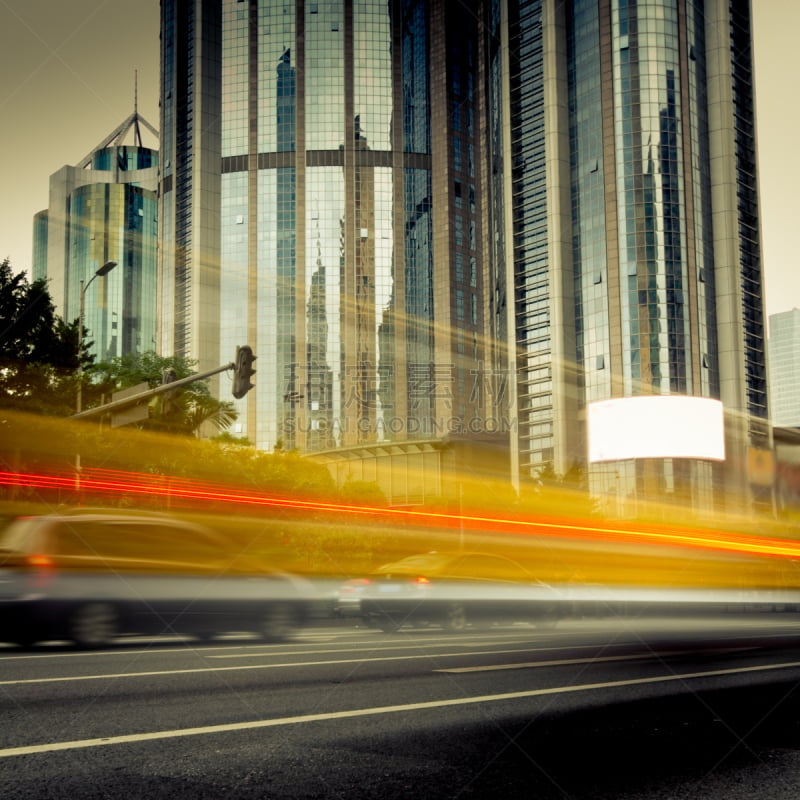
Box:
xmin=76 ymin=260 xmax=117 ymax=413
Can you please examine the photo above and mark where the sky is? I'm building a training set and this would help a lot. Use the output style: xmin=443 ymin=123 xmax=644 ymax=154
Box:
xmin=0 ymin=0 xmax=797 ymax=322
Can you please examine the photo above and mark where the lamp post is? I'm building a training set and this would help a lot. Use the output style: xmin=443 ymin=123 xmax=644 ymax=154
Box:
xmin=76 ymin=261 xmax=117 ymax=414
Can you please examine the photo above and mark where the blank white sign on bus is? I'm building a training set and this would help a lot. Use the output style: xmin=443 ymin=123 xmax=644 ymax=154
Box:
xmin=587 ymin=396 xmax=725 ymax=462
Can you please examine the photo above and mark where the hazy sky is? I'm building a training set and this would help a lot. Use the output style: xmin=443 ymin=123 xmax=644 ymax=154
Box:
xmin=0 ymin=0 xmax=797 ymax=321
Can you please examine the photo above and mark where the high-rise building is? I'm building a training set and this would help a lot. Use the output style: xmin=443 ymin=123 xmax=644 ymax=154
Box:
xmin=34 ymin=110 xmax=159 ymax=362
xmin=159 ymin=0 xmax=769 ymax=513
xmin=769 ymin=310 xmax=800 ymax=428
xmin=159 ymin=0 xmax=485 ymax=455
xmin=484 ymin=0 xmax=769 ymax=512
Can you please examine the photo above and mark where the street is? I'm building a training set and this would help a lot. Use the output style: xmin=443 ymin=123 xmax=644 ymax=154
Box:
xmin=3 ymin=616 xmax=800 ymax=798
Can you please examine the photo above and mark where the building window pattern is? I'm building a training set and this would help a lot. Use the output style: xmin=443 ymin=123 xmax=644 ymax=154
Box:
xmin=305 ymin=168 xmax=344 ymax=449
xmin=488 ymin=33 xmax=508 ymax=356
xmin=685 ymin=0 xmax=719 ymax=399
xmin=348 ymin=162 xmax=396 ymax=443
xmin=769 ymin=311 xmax=800 ymax=428
xmin=447 ymin=10 xmax=481 ymax=410
xmin=259 ymin=3 xmax=296 ymax=153
xmin=403 ymin=0 xmax=431 ymax=155
xmin=372 ymin=168 xmax=396 ymax=441
xmin=253 ymin=168 xmax=296 ymax=450
xmin=401 ymin=1 xmax=435 ymax=432
xmin=354 ymin=1 xmax=392 ymax=151
xmin=159 ymin=0 xmax=176 ymax=350
xmin=211 ymin=1 xmax=427 ymax=450
xmin=404 ymin=166 xmax=435 ymax=428
xmin=68 ymin=181 xmax=158 ymax=362
xmin=612 ymin=0 xmax=690 ymax=396
xmin=306 ymin=1 xmax=344 ymax=150
xmin=508 ymin=0 xmax=552 ymax=473
xmin=568 ymin=0 xmax=609 ymax=406
xmin=122 ymin=187 xmax=159 ymax=356
xmin=172 ymin=0 xmax=196 ymax=357
xmin=222 ymin=0 xmax=249 ymax=157
xmin=32 ymin=211 xmax=48 ymax=283
xmin=161 ymin=1 xmax=176 ymax=185
xmin=220 ymin=170 xmax=249 ymax=406
xmin=730 ymin=0 xmax=767 ymax=424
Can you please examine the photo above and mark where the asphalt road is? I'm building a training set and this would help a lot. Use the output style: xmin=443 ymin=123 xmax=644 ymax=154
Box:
xmin=4 ymin=616 xmax=800 ymax=799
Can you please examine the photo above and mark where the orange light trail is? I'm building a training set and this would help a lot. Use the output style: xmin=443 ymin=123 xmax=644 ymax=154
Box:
xmin=2 ymin=468 xmax=799 ymax=562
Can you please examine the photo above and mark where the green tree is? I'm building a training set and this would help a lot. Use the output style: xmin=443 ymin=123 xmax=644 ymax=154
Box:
xmin=88 ymin=350 xmax=238 ymax=436
xmin=0 ymin=258 xmax=84 ymax=415
xmin=211 ymin=432 xmax=253 ymax=447
xmin=338 ymin=478 xmax=388 ymax=507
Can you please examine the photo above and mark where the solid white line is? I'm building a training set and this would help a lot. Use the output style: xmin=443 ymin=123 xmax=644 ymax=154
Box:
xmin=207 ymin=640 xmax=598 ymax=659
xmin=3 ymin=660 xmax=800 ymax=758
xmin=0 ymin=629 xmax=546 ymax=660
xmin=0 ymin=635 xmax=784 ymax=685
xmin=435 ymin=648 xmax=756 ymax=673
xmin=0 ymin=646 xmax=576 ymax=685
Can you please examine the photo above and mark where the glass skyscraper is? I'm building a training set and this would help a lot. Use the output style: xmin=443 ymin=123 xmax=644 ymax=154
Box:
xmin=160 ymin=0 xmax=768 ymax=512
xmin=159 ymin=0 xmax=485 ymax=454
xmin=34 ymin=112 xmax=159 ymax=363
xmin=483 ymin=0 xmax=768 ymax=512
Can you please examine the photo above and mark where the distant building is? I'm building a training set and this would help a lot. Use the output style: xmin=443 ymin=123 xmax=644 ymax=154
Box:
xmin=31 ymin=210 xmax=48 ymax=283
xmin=769 ymin=310 xmax=800 ymax=428
xmin=33 ymin=110 xmax=159 ymax=361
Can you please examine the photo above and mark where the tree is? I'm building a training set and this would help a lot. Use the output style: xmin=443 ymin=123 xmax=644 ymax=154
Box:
xmin=87 ymin=350 xmax=238 ymax=436
xmin=0 ymin=259 xmax=84 ymax=415
xmin=211 ymin=432 xmax=253 ymax=447
xmin=338 ymin=478 xmax=388 ymax=507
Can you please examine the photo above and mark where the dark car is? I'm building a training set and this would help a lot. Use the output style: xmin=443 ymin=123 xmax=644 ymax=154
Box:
xmin=332 ymin=577 xmax=373 ymax=619
xmin=0 ymin=510 xmax=313 ymax=648
xmin=359 ymin=551 xmax=562 ymax=633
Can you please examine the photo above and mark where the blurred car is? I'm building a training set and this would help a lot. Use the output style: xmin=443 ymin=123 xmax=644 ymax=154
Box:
xmin=332 ymin=577 xmax=374 ymax=619
xmin=359 ymin=551 xmax=562 ymax=633
xmin=0 ymin=510 xmax=313 ymax=648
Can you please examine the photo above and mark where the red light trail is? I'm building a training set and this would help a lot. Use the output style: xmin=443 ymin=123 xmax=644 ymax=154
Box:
xmin=2 ymin=468 xmax=799 ymax=563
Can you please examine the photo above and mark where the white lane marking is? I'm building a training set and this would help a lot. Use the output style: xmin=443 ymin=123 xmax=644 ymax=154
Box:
xmin=3 ymin=659 xmax=800 ymax=758
xmin=2 ymin=624 xmax=795 ymax=661
xmin=209 ymin=633 xmax=794 ymax=662
xmin=0 ymin=646 xmax=585 ymax=685
xmin=207 ymin=641 xmax=603 ymax=659
xmin=0 ymin=630 xmax=548 ymax=660
xmin=435 ymin=647 xmax=757 ymax=673
xmin=0 ymin=633 xmax=789 ymax=684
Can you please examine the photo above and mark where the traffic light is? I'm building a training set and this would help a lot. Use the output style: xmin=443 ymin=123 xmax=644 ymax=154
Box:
xmin=160 ymin=368 xmax=178 ymax=416
xmin=232 ymin=345 xmax=257 ymax=398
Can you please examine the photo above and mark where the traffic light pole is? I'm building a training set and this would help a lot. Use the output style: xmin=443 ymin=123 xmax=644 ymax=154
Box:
xmin=70 ymin=362 xmax=235 ymax=421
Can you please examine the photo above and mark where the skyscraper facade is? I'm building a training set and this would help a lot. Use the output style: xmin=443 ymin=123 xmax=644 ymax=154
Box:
xmin=159 ymin=0 xmax=486 ymax=453
xmin=483 ymin=0 xmax=768 ymax=511
xmin=34 ymin=112 xmax=159 ymax=362
xmin=159 ymin=0 xmax=768 ymax=512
